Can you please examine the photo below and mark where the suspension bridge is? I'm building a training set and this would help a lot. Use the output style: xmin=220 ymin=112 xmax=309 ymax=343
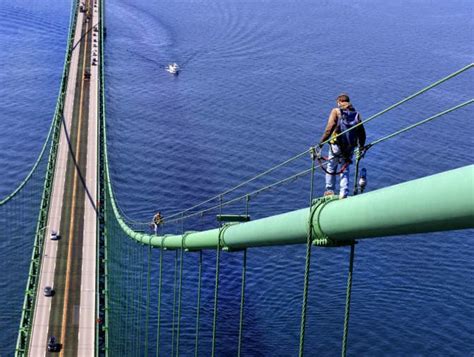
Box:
xmin=0 ymin=0 xmax=473 ymax=356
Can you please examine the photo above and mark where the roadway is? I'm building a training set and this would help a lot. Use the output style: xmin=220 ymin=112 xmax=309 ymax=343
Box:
xmin=29 ymin=0 xmax=99 ymax=355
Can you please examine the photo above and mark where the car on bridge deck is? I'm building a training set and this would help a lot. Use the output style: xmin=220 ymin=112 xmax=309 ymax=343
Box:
xmin=47 ymin=336 xmax=60 ymax=352
xmin=50 ymin=230 xmax=60 ymax=240
xmin=43 ymin=286 xmax=54 ymax=297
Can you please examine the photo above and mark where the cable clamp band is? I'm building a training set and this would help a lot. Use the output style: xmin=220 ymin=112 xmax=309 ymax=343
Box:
xmin=160 ymin=234 xmax=174 ymax=250
xmin=219 ymin=223 xmax=237 ymax=251
xmin=181 ymin=231 xmax=197 ymax=252
xmin=309 ymin=196 xmax=355 ymax=247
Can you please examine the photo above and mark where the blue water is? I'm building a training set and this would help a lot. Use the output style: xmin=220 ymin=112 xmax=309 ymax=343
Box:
xmin=1 ymin=0 xmax=473 ymax=355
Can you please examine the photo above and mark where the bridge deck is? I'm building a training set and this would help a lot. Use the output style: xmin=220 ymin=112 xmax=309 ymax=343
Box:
xmin=29 ymin=0 xmax=99 ymax=355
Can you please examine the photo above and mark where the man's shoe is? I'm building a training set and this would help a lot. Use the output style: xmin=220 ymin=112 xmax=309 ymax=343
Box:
xmin=339 ymin=192 xmax=347 ymax=199
xmin=324 ymin=190 xmax=334 ymax=196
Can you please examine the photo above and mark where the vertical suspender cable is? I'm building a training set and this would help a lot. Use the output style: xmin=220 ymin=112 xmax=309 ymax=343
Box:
xmin=171 ymin=249 xmax=179 ymax=357
xmin=237 ymin=195 xmax=250 ymax=357
xmin=237 ymin=249 xmax=247 ymax=357
xmin=155 ymin=246 xmax=164 ymax=357
xmin=194 ymin=250 xmax=203 ymax=357
xmin=175 ymin=235 xmax=185 ymax=356
xmin=341 ymin=242 xmax=355 ymax=357
xmin=211 ymin=196 xmax=223 ymax=357
xmin=298 ymin=158 xmax=316 ymax=357
xmin=137 ymin=245 xmax=146 ymax=356
xmin=144 ymin=241 xmax=152 ymax=356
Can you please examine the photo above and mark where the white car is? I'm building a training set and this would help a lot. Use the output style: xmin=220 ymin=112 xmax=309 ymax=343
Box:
xmin=50 ymin=230 xmax=60 ymax=240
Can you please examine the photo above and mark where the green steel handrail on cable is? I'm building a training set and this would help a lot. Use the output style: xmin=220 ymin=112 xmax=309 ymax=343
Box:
xmin=158 ymin=63 xmax=474 ymax=224
xmin=100 ymin=62 xmax=474 ymax=249
xmin=15 ymin=0 xmax=80 ymax=355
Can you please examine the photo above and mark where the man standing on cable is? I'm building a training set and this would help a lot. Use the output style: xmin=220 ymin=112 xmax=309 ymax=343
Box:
xmin=317 ymin=93 xmax=366 ymax=199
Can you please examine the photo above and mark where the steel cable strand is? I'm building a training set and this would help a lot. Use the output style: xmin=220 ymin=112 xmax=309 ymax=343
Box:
xmin=237 ymin=249 xmax=247 ymax=357
xmin=365 ymin=99 xmax=474 ymax=150
xmin=194 ymin=251 xmax=203 ymax=357
xmin=0 ymin=121 xmax=54 ymax=205
xmin=164 ymin=92 xmax=470 ymax=226
xmin=171 ymin=250 xmax=179 ymax=357
xmin=133 ymin=243 xmax=143 ymax=356
xmin=175 ymin=246 xmax=185 ymax=357
xmin=341 ymin=243 xmax=356 ymax=357
xmin=0 ymin=5 xmax=83 ymax=207
xmin=319 ymin=63 xmax=474 ymax=150
xmin=164 ymin=150 xmax=311 ymax=222
xmin=155 ymin=246 xmax=164 ymax=357
xmin=165 ymin=166 xmax=319 ymax=224
xmin=298 ymin=158 xmax=317 ymax=357
xmin=138 ymin=245 xmax=147 ymax=357
xmin=124 ymin=239 xmax=135 ymax=355
xmin=211 ymin=234 xmax=222 ymax=357
xmin=144 ymin=242 xmax=152 ymax=356
xmin=237 ymin=196 xmax=250 ymax=357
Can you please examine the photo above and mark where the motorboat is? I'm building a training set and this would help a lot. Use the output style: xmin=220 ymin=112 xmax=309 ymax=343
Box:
xmin=166 ymin=63 xmax=180 ymax=75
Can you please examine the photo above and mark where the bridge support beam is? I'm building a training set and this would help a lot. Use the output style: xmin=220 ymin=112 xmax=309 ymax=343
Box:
xmin=120 ymin=165 xmax=474 ymax=250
